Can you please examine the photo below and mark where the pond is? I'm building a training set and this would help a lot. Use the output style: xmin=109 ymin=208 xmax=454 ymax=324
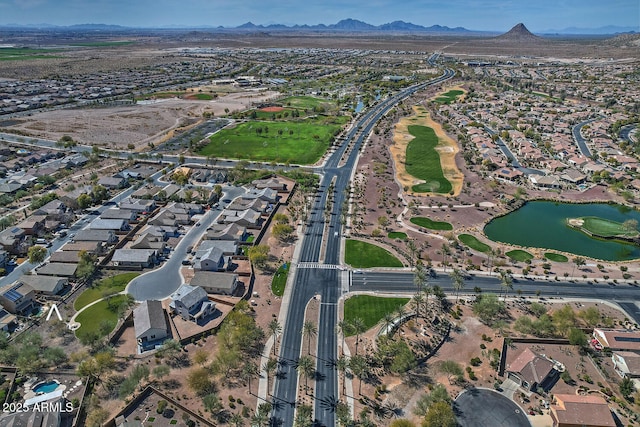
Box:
xmin=483 ymin=200 xmax=640 ymax=261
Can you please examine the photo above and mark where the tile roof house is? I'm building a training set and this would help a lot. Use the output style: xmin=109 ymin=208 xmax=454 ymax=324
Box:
xmin=88 ymin=218 xmax=129 ymax=231
xmin=112 ymin=249 xmax=157 ymax=269
xmin=612 ymin=351 xmax=640 ymax=379
xmin=593 ymin=328 xmax=640 ymax=352
xmin=130 ymin=232 xmax=166 ymax=251
xmin=73 ymin=229 xmax=118 ymax=244
xmin=133 ymin=300 xmax=168 ymax=351
xmin=49 ymin=250 xmax=82 ymax=264
xmin=0 ymin=226 xmax=26 ymax=255
xmin=219 ymin=208 xmax=262 ymax=228
xmin=99 ymin=208 xmax=137 ymax=222
xmin=506 ymin=347 xmax=560 ymax=392
xmin=18 ymin=275 xmax=67 ymax=296
xmin=193 ymin=247 xmax=227 ymax=272
xmin=0 ymin=282 xmax=36 ymax=315
xmin=205 ymin=223 xmax=248 ymax=242
xmin=35 ymin=262 xmax=78 ymax=278
xmin=243 ymin=187 xmax=278 ymax=203
xmin=190 ymin=271 xmax=239 ymax=296
xmin=169 ymin=285 xmax=216 ymax=324
xmin=550 ymin=394 xmax=615 ymax=427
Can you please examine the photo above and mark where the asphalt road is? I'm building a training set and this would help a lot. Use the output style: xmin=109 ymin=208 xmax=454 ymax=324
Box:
xmin=271 ymin=69 xmax=456 ymax=427
xmin=456 ymin=388 xmax=531 ymax=427
xmin=572 ymin=119 xmax=596 ymax=158
xmin=126 ymin=186 xmax=246 ymax=301
xmin=350 ymin=271 xmax=640 ymax=324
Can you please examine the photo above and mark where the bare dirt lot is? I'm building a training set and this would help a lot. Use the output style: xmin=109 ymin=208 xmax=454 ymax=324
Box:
xmin=4 ymin=90 xmax=279 ymax=150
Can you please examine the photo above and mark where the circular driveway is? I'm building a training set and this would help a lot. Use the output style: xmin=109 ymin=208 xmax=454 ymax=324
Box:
xmin=455 ymin=388 xmax=531 ymax=427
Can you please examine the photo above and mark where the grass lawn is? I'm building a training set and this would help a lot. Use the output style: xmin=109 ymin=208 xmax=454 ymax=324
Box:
xmin=74 ymin=272 xmax=139 ymax=311
xmin=388 ymin=231 xmax=408 ymax=240
xmin=279 ymin=96 xmax=335 ymax=110
xmin=410 ymin=217 xmax=453 ymax=231
xmin=579 ymin=216 xmax=639 ymax=238
xmin=458 ymin=234 xmax=491 ymax=253
xmin=506 ymin=249 xmax=534 ymax=262
xmin=192 ymin=93 xmax=214 ymax=100
xmin=75 ymin=295 xmax=129 ymax=340
xmin=271 ymin=264 xmax=289 ymax=297
xmin=0 ymin=47 xmax=60 ymax=61
xmin=545 ymin=252 xmax=569 ymax=262
xmin=345 ymin=240 xmax=403 ymax=268
xmin=405 ymin=125 xmax=452 ymax=194
xmin=70 ymin=41 xmax=135 ymax=47
xmin=435 ymin=89 xmax=464 ymax=104
xmin=343 ymin=295 xmax=410 ymax=335
xmin=198 ymin=118 xmax=345 ymax=164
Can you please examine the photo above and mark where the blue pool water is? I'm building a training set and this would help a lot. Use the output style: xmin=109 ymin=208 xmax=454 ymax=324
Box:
xmin=33 ymin=381 xmax=59 ymax=393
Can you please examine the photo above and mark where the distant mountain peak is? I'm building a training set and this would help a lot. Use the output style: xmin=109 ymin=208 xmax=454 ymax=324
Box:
xmin=497 ymin=23 xmax=540 ymax=40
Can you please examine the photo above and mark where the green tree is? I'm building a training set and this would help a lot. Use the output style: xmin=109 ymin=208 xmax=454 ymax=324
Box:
xmin=294 ymin=404 xmax=313 ymax=427
xmin=297 ymin=355 xmax=315 ymax=395
xmin=263 ymin=357 xmax=278 ymax=396
xmin=390 ymin=421 xmax=416 ymax=427
xmin=187 ymin=367 xmax=214 ymax=396
xmin=272 ymin=223 xmax=294 ymax=241
xmin=77 ymin=193 xmax=92 ymax=209
xmin=414 ymin=384 xmax=451 ymax=417
xmin=422 ymin=401 xmax=456 ymax=427
xmin=450 ymin=268 xmax=465 ymax=303
xmin=213 ymin=184 xmax=223 ymax=199
xmin=27 ymin=245 xmax=48 ymax=265
xmin=439 ymin=360 xmax=464 ymax=384
xmin=302 ymin=321 xmax=318 ymax=355
xmin=267 ymin=319 xmax=282 ymax=355
xmin=472 ymin=293 xmax=506 ymax=326
xmin=620 ymin=376 xmax=635 ymax=400
xmin=349 ymin=354 xmax=369 ymax=395
xmin=247 ymin=245 xmax=269 ymax=268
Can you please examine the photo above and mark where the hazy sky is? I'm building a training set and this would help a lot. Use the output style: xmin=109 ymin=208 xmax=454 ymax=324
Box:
xmin=0 ymin=0 xmax=638 ymax=31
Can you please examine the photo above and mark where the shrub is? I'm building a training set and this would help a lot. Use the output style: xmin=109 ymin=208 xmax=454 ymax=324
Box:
xmin=470 ymin=357 xmax=482 ymax=366
xmin=157 ymin=400 xmax=168 ymax=414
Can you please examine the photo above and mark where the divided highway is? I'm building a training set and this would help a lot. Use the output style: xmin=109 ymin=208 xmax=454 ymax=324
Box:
xmin=271 ymin=69 xmax=455 ymax=426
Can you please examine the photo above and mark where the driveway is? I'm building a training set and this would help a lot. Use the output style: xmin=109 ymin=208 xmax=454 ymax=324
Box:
xmin=455 ymin=387 xmax=531 ymax=427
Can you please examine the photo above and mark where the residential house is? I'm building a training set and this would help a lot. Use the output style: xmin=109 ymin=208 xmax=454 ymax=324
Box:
xmin=593 ymin=328 xmax=640 ymax=352
xmin=133 ymin=300 xmax=168 ymax=351
xmin=73 ymin=229 xmax=118 ymax=244
xmin=89 ymin=219 xmax=129 ymax=232
xmin=194 ymin=247 xmax=227 ymax=272
xmin=252 ymin=176 xmax=288 ymax=191
xmin=612 ymin=351 xmax=640 ymax=380
xmin=0 ymin=407 xmax=61 ymax=427
xmin=119 ymin=198 xmax=156 ymax=213
xmin=506 ymin=347 xmax=560 ymax=392
xmin=0 ymin=282 xmax=36 ymax=315
xmin=34 ymin=199 xmax=70 ymax=222
xmin=0 ymin=308 xmax=17 ymax=332
xmin=148 ymin=210 xmax=190 ymax=227
xmin=49 ymin=251 xmax=82 ymax=264
xmin=197 ymin=240 xmax=238 ymax=256
xmin=18 ymin=275 xmax=67 ymax=296
xmin=191 ymin=271 xmax=239 ymax=296
xmin=549 ymin=394 xmax=615 ymax=427
xmin=36 ymin=262 xmax=78 ymax=278
xmin=130 ymin=232 xmax=166 ymax=251
xmin=97 ymin=176 xmax=127 ymax=189
xmin=219 ymin=209 xmax=262 ymax=228
xmin=0 ymin=226 xmax=26 ymax=255
xmin=205 ymin=223 xmax=248 ymax=242
xmin=16 ymin=215 xmax=46 ymax=236
xmin=112 ymin=249 xmax=157 ymax=269
xmin=244 ymin=187 xmax=278 ymax=203
xmin=169 ymin=284 xmax=216 ymax=323
xmin=99 ymin=208 xmax=137 ymax=222
xmin=529 ymin=175 xmax=562 ymax=189
xmin=227 ymin=198 xmax=268 ymax=214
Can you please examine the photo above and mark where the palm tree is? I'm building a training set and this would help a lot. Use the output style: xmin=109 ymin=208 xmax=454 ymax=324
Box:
xmin=267 ymin=319 xmax=282 ymax=356
xmin=297 ymin=355 xmax=315 ymax=395
xmin=572 ymin=256 xmax=585 ymax=278
xmin=394 ymin=305 xmax=407 ymax=324
xmin=351 ymin=317 xmax=366 ymax=356
xmin=441 ymin=243 xmax=451 ymax=272
xmin=349 ymin=354 xmax=368 ymax=395
xmin=337 ymin=320 xmax=353 ymax=355
xmin=450 ymin=268 xmax=465 ymax=303
xmin=263 ymin=357 xmax=278 ymax=396
xmin=499 ymin=270 xmax=513 ymax=301
xmin=336 ymin=355 xmax=349 ymax=396
xmin=250 ymin=412 xmax=269 ymax=427
xmin=229 ymin=413 xmax=244 ymax=427
xmin=241 ymin=362 xmax=259 ymax=396
xmin=302 ymin=321 xmax=318 ymax=356
xmin=412 ymin=292 xmax=424 ymax=319
xmin=381 ymin=313 xmax=395 ymax=335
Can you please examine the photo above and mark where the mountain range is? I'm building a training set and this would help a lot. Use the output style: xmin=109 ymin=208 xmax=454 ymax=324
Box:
xmin=0 ymin=19 xmax=636 ymax=35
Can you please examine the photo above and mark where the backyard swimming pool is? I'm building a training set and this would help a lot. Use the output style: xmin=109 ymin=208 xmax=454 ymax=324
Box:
xmin=33 ymin=381 xmax=59 ymax=394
